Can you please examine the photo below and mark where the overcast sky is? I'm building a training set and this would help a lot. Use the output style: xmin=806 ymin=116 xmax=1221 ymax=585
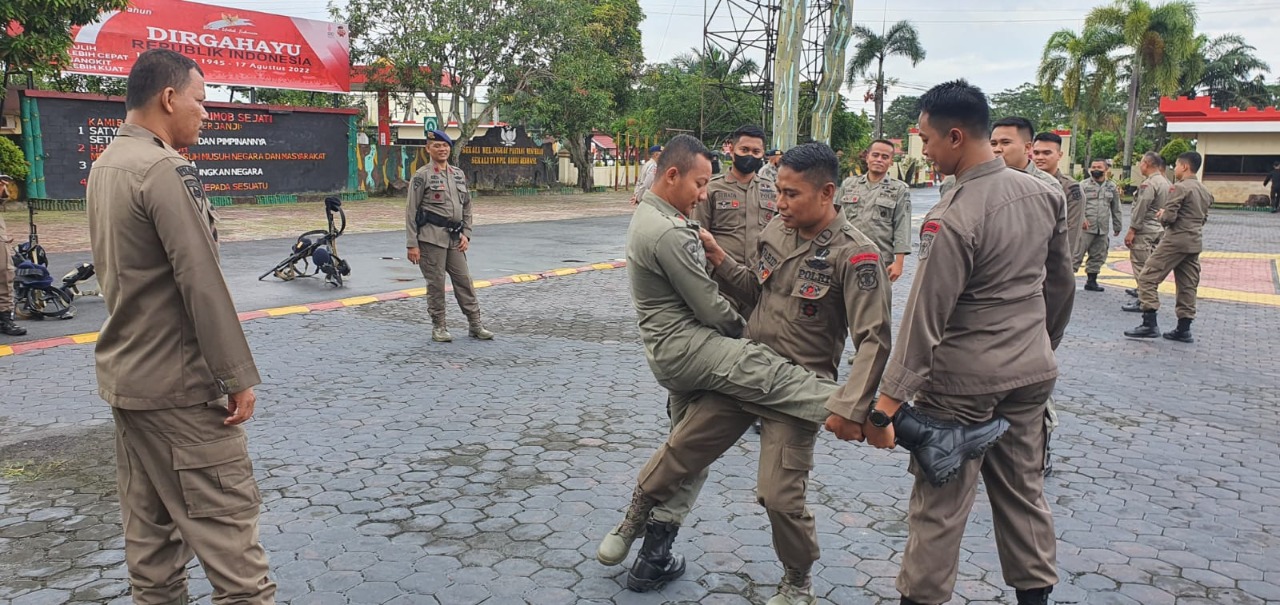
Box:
xmin=214 ymin=0 xmax=1280 ymax=112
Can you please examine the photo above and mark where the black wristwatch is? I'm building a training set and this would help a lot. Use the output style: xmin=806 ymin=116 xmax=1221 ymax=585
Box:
xmin=868 ymin=407 xmax=893 ymax=428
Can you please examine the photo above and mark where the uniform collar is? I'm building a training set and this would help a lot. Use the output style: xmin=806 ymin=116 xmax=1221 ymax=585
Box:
xmin=118 ymin=123 xmax=174 ymax=150
xmin=782 ymin=212 xmax=849 ymax=247
xmin=955 ymin=157 xmax=1006 ymax=185
xmin=642 ymin=190 xmax=689 ymax=220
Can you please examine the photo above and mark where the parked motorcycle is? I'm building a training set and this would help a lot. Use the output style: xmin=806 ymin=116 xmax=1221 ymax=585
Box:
xmin=11 ymin=202 xmax=97 ymax=320
xmin=259 ymin=196 xmax=350 ymax=287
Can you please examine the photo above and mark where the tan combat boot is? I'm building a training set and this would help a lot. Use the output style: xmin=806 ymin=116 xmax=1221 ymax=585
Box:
xmin=467 ymin=317 xmax=494 ymax=340
xmin=597 ymin=486 xmax=658 ymax=566
xmin=766 ymin=565 xmax=817 ymax=605
xmin=432 ymin=321 xmax=453 ymax=342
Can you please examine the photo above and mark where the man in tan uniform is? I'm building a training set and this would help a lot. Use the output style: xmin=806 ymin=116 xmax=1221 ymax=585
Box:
xmin=1122 ymin=152 xmax=1171 ymax=312
xmin=836 ymin=139 xmax=912 ymax=283
xmin=86 ymin=49 xmax=275 ymax=605
xmin=991 ymin=117 xmax=1060 ymax=190
xmin=405 ymin=129 xmax=494 ymax=343
xmin=696 ymin=123 xmax=777 ymax=315
xmin=1076 ymin=160 xmax=1123 ymax=290
xmin=866 ymin=80 xmax=1075 ymax=605
xmin=631 ymin=144 xmax=662 ymax=205
xmin=760 ymin=148 xmax=782 ymax=182
xmin=1125 ymin=151 xmax=1212 ymax=343
xmin=632 ymin=142 xmax=893 ymax=604
xmin=0 ymin=174 xmax=26 ymax=336
xmin=1032 ymin=132 xmax=1085 ymax=259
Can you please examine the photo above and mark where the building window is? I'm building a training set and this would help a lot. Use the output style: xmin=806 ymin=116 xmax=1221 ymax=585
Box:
xmin=1204 ymin=154 xmax=1280 ymax=177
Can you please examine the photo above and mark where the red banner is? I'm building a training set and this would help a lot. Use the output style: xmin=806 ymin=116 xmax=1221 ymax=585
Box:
xmin=66 ymin=0 xmax=351 ymax=92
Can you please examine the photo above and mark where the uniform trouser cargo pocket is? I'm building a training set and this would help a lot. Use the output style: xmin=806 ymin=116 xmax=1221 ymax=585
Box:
xmin=172 ymin=435 xmax=261 ymax=519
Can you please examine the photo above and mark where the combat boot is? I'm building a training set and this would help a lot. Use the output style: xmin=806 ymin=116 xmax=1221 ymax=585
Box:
xmin=467 ymin=317 xmax=494 ymax=340
xmin=1084 ymin=273 xmax=1104 ymax=292
xmin=766 ymin=566 xmax=816 ymax=605
xmin=597 ymin=486 xmax=658 ymax=566
xmin=893 ymin=404 xmax=1010 ymax=487
xmin=1120 ymin=300 xmax=1143 ymax=312
xmin=1016 ymin=586 xmax=1052 ymax=605
xmin=626 ymin=520 xmax=685 ymax=592
xmin=1124 ymin=310 xmax=1159 ymax=339
xmin=900 ymin=598 xmax=932 ymax=605
xmin=1162 ymin=317 xmax=1194 ymax=343
xmin=1 ymin=311 xmax=26 ymax=336
xmin=1125 ymin=288 xmax=1138 ymax=298
xmin=431 ymin=321 xmax=453 ymax=342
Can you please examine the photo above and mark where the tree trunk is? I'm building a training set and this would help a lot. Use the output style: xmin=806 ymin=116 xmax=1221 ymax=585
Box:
xmin=565 ymin=134 xmax=594 ymax=193
xmin=873 ymin=56 xmax=885 ymax=139
xmin=1084 ymin=128 xmax=1095 ymax=168
xmin=1122 ymin=63 xmax=1142 ymax=178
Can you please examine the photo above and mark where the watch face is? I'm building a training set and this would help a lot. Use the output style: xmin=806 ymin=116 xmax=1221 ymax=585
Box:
xmin=869 ymin=409 xmax=891 ymax=427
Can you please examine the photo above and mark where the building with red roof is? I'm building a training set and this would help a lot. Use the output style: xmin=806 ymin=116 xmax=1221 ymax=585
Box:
xmin=1160 ymin=96 xmax=1280 ymax=203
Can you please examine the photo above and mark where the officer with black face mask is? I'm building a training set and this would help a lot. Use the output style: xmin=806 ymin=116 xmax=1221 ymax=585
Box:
xmin=695 ymin=124 xmax=776 ymax=319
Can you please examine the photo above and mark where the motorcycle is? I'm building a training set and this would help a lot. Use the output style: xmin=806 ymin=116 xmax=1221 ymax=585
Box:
xmin=259 ymin=196 xmax=350 ymax=287
xmin=11 ymin=202 xmax=97 ymax=320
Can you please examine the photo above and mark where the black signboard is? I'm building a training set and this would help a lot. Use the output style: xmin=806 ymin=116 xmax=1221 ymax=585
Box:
xmin=458 ymin=125 xmax=542 ymax=189
xmin=30 ymin=92 xmax=354 ymax=199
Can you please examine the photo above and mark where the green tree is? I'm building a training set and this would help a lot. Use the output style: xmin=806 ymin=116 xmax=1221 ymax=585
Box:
xmin=616 ymin=47 xmax=762 ymax=143
xmin=1160 ymin=137 xmax=1192 ymax=166
xmin=879 ymin=94 xmax=919 ymax=140
xmin=334 ymin=0 xmax=564 ymax=161
xmin=1038 ymin=26 xmax=1120 ymax=171
xmin=1179 ymin=34 xmax=1272 ymax=109
xmin=989 ymin=83 xmax=1075 ymax=133
xmin=1085 ymin=0 xmax=1198 ymax=176
xmin=845 ymin=21 xmax=926 ymax=139
xmin=506 ymin=0 xmax=643 ymax=191
xmin=0 ymin=136 xmax=30 ymax=182
xmin=0 ymin=0 xmax=130 ymax=103
xmin=38 ymin=73 xmax=127 ymax=96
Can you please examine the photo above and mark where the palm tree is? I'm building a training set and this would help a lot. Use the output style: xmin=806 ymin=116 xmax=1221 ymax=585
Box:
xmin=1038 ymin=26 xmax=1118 ymax=172
xmin=846 ymin=20 xmax=926 ymax=139
xmin=1085 ymin=0 xmax=1198 ymax=175
xmin=1179 ymin=34 xmax=1272 ymax=109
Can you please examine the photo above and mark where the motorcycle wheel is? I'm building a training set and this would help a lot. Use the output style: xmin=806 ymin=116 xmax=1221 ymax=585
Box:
xmin=25 ymin=287 xmax=73 ymax=319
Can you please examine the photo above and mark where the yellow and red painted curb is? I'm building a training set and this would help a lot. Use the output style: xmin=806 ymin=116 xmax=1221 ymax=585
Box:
xmin=0 ymin=259 xmax=627 ymax=359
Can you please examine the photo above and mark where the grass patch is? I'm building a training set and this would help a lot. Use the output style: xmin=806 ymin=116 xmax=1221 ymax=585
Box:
xmin=1 ymin=459 xmax=69 ymax=481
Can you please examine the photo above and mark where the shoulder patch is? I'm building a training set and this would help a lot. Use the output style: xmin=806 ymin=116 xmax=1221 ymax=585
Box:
xmin=683 ymin=236 xmax=703 ymax=260
xmin=848 ymin=251 xmax=880 ymax=266
xmin=174 ymin=164 xmax=206 ymax=206
xmin=919 ymin=220 xmax=941 ymax=260
xmin=850 ymin=252 xmax=881 ymax=291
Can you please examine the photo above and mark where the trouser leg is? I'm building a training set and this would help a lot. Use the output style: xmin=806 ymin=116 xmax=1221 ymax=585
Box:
xmin=1071 ymin=233 xmax=1089 ymax=272
xmin=0 ymin=237 xmax=13 ymax=312
xmin=980 ymin=382 xmax=1059 ymax=592
xmin=756 ymin=415 xmax=821 ymax=570
xmin=637 ymin=392 xmax=757 ymax=504
xmin=444 ymin=244 xmax=481 ymax=318
xmin=1129 ymin=233 xmax=1157 ymax=282
xmin=650 ymin=393 xmax=711 ymax=525
xmin=1136 ymin=244 xmax=1182 ymax=312
xmin=1085 ymin=232 xmax=1110 ymax=274
xmin=1271 ymin=189 xmax=1279 ymax=211
xmin=417 ymin=243 xmax=448 ymax=322
xmin=114 ymin=404 xmax=276 ymax=605
xmin=1172 ymin=252 xmax=1201 ymax=320
xmin=664 ymin=339 xmax=838 ymax=424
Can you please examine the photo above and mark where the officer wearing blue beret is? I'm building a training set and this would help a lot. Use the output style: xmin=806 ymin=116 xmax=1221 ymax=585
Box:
xmin=405 ymin=129 xmax=494 ymax=342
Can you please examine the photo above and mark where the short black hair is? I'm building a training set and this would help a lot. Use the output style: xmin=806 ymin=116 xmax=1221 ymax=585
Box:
xmin=1177 ymin=151 xmax=1202 ymax=173
xmin=730 ymin=124 xmax=767 ymax=145
xmin=656 ymin=134 xmax=714 ymax=175
xmin=779 ymin=142 xmax=839 ymax=190
xmin=992 ymin=116 xmax=1035 ymax=143
xmin=1033 ymin=131 xmax=1062 ymax=147
xmin=867 ymin=139 xmax=896 ymax=154
xmin=1142 ymin=151 xmax=1166 ymax=170
xmin=916 ymin=79 xmax=990 ymax=139
xmin=126 ymin=49 xmax=203 ymax=111
xmin=1090 ymin=158 xmax=1108 ymax=167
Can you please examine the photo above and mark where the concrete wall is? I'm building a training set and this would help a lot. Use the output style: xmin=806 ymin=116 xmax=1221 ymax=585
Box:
xmin=1193 ymin=132 xmax=1278 ymax=204
xmin=558 ymin=156 xmax=634 ymax=189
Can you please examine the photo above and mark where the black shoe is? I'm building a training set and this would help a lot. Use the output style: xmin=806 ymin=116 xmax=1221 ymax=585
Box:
xmin=1016 ymin=586 xmax=1053 ymax=605
xmin=1084 ymin=273 xmax=1104 ymax=292
xmin=900 ymin=598 xmax=931 ymax=605
xmin=1125 ymin=288 xmax=1138 ymax=298
xmin=752 ymin=419 xmax=762 ymax=434
xmin=0 ymin=311 xmax=26 ymax=336
xmin=626 ymin=520 xmax=686 ymax=592
xmin=893 ymin=405 xmax=1010 ymax=487
xmin=1120 ymin=300 xmax=1143 ymax=312
xmin=1162 ymin=318 xmax=1194 ymax=343
xmin=1124 ymin=311 xmax=1159 ymax=338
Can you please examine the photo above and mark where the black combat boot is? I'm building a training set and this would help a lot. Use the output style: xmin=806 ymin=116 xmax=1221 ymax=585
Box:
xmin=1084 ymin=273 xmax=1104 ymax=292
xmin=1120 ymin=300 xmax=1143 ymax=312
xmin=900 ymin=597 xmax=932 ymax=605
xmin=626 ymin=520 xmax=685 ymax=592
xmin=1124 ymin=310 xmax=1159 ymax=338
xmin=1162 ymin=317 xmax=1194 ymax=343
xmin=1125 ymin=288 xmax=1138 ymax=297
xmin=0 ymin=311 xmax=26 ymax=336
xmin=892 ymin=405 xmax=1011 ymax=487
xmin=1016 ymin=586 xmax=1052 ymax=605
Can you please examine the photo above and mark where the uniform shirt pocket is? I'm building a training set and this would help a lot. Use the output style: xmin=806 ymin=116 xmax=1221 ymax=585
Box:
xmin=873 ymin=195 xmax=898 ymax=222
xmin=171 ymin=434 xmax=261 ymax=518
xmin=791 ymin=280 xmax=832 ymax=322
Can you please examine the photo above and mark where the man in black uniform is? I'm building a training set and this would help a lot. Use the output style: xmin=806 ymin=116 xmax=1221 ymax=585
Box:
xmin=1264 ymin=161 xmax=1280 ymax=213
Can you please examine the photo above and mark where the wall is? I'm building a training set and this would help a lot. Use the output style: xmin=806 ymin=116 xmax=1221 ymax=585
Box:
xmin=1197 ymin=131 xmax=1280 ymax=156
xmin=558 ymin=156 xmax=625 ymax=189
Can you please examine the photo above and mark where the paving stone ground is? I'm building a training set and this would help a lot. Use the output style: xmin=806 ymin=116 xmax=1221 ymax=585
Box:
xmin=2 ymin=208 xmax=1279 ymax=604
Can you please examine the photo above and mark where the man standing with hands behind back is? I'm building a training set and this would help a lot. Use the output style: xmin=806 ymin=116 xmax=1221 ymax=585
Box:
xmin=1076 ymin=159 xmax=1123 ymax=291
xmin=406 ymin=130 xmax=495 ymax=343
xmin=86 ymin=49 xmax=275 ymax=605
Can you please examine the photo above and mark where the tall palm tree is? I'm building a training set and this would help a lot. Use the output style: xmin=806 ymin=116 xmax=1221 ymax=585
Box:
xmin=1038 ymin=26 xmax=1117 ymax=172
xmin=1085 ymin=0 xmax=1198 ymax=175
xmin=1179 ymin=34 xmax=1272 ymax=109
xmin=846 ymin=20 xmax=926 ymax=139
